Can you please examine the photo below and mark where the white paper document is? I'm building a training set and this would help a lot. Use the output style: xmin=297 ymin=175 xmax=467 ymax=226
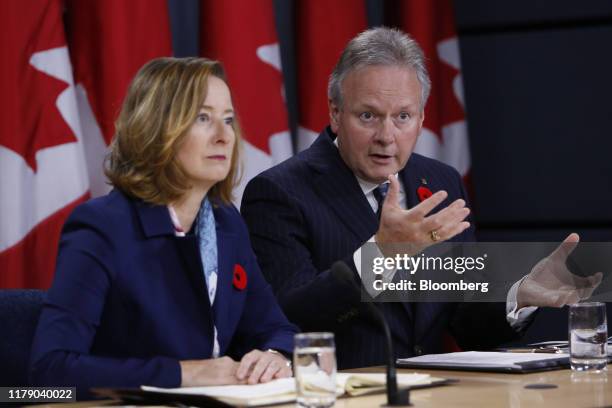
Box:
xmin=142 ymin=372 xmax=438 ymax=407
xmin=398 ymin=351 xmax=569 ymax=370
xmin=143 ymin=378 xmax=296 ymax=406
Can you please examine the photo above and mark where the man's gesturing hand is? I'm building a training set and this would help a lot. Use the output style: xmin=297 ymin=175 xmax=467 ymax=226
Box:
xmin=375 ymin=175 xmax=471 ymax=256
xmin=517 ymin=233 xmax=603 ymax=309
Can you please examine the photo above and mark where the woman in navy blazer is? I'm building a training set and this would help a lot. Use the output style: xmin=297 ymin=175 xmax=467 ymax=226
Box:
xmin=29 ymin=58 xmax=297 ymax=397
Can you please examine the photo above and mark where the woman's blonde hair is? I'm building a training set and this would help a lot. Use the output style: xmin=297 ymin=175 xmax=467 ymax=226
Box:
xmin=105 ymin=57 xmax=241 ymax=205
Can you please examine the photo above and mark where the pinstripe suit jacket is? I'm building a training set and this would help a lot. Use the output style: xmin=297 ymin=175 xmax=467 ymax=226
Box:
xmin=241 ymin=127 xmax=518 ymax=369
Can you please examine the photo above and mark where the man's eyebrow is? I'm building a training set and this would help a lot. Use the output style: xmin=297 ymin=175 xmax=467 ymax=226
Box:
xmin=356 ymin=103 xmax=379 ymax=111
xmin=355 ymin=103 xmax=417 ymax=111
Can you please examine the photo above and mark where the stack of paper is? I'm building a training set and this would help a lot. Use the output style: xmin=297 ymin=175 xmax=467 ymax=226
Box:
xmin=397 ymin=351 xmax=570 ymax=372
xmin=142 ymin=372 xmax=441 ymax=407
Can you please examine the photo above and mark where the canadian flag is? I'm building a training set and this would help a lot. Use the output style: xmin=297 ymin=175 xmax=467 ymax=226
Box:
xmin=65 ymin=0 xmax=173 ymax=197
xmin=296 ymin=0 xmax=367 ymax=151
xmin=200 ymin=0 xmax=292 ymax=206
xmin=0 ymin=0 xmax=172 ymax=288
xmin=401 ymin=0 xmax=471 ymax=177
xmin=0 ymin=0 xmax=89 ymax=288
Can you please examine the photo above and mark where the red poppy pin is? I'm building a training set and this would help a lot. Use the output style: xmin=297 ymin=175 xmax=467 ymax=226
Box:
xmin=417 ymin=186 xmax=433 ymax=202
xmin=233 ymin=264 xmax=247 ymax=290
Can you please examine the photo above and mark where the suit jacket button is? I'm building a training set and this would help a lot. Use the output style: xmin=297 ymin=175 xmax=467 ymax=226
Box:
xmin=414 ymin=345 xmax=424 ymax=356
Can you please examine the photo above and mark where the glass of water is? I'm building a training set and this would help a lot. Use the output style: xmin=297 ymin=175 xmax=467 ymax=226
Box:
xmin=569 ymin=302 xmax=608 ymax=372
xmin=294 ymin=332 xmax=337 ymax=408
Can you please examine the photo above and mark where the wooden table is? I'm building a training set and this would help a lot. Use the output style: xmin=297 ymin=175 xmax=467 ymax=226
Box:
xmin=36 ymin=366 xmax=611 ymax=408
xmin=328 ymin=366 xmax=612 ymax=408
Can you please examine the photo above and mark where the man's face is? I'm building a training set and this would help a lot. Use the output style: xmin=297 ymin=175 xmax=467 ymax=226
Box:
xmin=330 ymin=65 xmax=424 ymax=184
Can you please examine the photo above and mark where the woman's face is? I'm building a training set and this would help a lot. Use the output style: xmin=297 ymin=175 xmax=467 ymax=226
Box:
xmin=176 ymin=76 xmax=236 ymax=192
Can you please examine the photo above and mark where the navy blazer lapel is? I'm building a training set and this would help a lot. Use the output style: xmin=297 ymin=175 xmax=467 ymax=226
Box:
xmin=133 ymin=197 xmax=216 ymax=353
xmin=173 ymin=236 xmax=212 ymax=308
xmin=414 ymin=302 xmax=447 ymax=344
xmin=399 ymin=157 xmax=421 ymax=210
xmin=388 ymin=161 xmax=419 ymax=323
xmin=305 ymin=129 xmax=379 ymax=243
xmin=133 ymin=197 xmax=211 ymax=311
xmin=399 ymin=156 xmax=449 ymax=341
xmin=211 ymin=206 xmax=240 ymax=354
xmin=133 ymin=196 xmax=175 ymax=238
xmin=133 ymin=199 xmax=208 ymax=303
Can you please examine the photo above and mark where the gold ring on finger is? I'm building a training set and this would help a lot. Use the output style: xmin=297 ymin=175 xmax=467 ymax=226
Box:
xmin=430 ymin=230 xmax=440 ymax=242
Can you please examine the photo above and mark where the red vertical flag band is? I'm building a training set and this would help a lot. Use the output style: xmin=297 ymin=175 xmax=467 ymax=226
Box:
xmin=66 ymin=0 xmax=173 ymax=197
xmin=401 ymin=1 xmax=470 ymax=352
xmin=401 ymin=0 xmax=471 ymax=178
xmin=200 ymin=0 xmax=292 ymax=206
xmin=296 ymin=0 xmax=367 ymax=151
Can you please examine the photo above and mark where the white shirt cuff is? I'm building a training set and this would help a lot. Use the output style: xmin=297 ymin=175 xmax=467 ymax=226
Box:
xmin=506 ymin=276 xmax=538 ymax=329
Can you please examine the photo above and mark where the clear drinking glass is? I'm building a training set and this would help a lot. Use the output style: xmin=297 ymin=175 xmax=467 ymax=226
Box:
xmin=569 ymin=302 xmax=608 ymax=372
xmin=293 ymin=332 xmax=337 ymax=408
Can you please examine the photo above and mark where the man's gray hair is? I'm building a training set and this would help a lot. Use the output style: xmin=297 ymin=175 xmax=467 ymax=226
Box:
xmin=328 ymin=27 xmax=431 ymax=110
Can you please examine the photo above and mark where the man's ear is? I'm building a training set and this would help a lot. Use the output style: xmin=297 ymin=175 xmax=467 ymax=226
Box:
xmin=329 ymin=99 xmax=340 ymax=133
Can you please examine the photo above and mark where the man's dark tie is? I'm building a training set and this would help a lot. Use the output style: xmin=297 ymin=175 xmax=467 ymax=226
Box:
xmin=373 ymin=183 xmax=389 ymax=220
xmin=373 ymin=182 xmax=419 ymax=341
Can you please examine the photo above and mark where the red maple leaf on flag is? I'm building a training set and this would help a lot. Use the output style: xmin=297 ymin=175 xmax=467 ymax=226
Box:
xmin=0 ymin=1 xmax=76 ymax=171
xmin=424 ymin=40 xmax=465 ymax=139
xmin=400 ymin=0 xmax=472 ymax=178
xmin=0 ymin=0 xmax=90 ymax=288
xmin=402 ymin=0 xmax=465 ymax=140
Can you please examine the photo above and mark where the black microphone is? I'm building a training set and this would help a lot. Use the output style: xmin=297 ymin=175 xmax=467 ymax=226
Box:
xmin=331 ymin=261 xmax=411 ymax=407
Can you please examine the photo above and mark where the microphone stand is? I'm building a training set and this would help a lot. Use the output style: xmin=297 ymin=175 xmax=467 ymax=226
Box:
xmin=363 ymin=296 xmax=411 ymax=407
xmin=331 ymin=262 xmax=411 ymax=407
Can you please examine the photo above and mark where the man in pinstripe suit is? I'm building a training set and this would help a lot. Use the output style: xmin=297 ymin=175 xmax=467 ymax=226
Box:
xmin=241 ymin=28 xmax=590 ymax=369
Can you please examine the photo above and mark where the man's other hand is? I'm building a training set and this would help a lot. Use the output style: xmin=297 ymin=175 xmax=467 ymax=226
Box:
xmin=517 ymin=233 xmax=603 ymax=309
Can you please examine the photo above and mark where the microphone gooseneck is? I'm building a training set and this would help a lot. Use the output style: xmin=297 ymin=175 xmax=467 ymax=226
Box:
xmin=331 ymin=261 xmax=411 ymax=407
